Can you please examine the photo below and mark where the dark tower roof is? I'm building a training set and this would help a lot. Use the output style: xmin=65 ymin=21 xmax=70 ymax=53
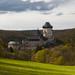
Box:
xmin=43 ymin=22 xmax=53 ymax=28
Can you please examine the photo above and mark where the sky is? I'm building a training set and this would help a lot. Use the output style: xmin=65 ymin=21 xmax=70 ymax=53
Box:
xmin=0 ymin=0 xmax=75 ymax=30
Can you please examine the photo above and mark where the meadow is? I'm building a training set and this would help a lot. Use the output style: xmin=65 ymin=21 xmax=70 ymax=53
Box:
xmin=0 ymin=58 xmax=75 ymax=75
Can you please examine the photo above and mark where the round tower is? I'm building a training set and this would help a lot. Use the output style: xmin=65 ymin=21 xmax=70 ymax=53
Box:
xmin=43 ymin=22 xmax=53 ymax=40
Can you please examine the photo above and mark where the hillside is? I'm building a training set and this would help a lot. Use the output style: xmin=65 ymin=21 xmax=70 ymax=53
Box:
xmin=54 ymin=28 xmax=75 ymax=43
xmin=0 ymin=58 xmax=75 ymax=75
xmin=0 ymin=28 xmax=75 ymax=65
xmin=0 ymin=28 xmax=75 ymax=43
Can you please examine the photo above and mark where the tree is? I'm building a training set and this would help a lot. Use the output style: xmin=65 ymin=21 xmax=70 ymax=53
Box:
xmin=34 ymin=50 xmax=48 ymax=63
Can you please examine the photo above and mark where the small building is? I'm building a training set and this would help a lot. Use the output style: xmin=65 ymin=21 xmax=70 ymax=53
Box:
xmin=8 ymin=22 xmax=55 ymax=50
xmin=8 ymin=41 xmax=20 ymax=50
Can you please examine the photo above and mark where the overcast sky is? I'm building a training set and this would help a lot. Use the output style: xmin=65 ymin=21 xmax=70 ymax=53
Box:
xmin=0 ymin=0 xmax=75 ymax=30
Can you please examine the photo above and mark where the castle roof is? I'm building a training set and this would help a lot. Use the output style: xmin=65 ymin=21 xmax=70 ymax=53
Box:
xmin=43 ymin=22 xmax=53 ymax=28
xmin=8 ymin=41 xmax=19 ymax=45
xmin=8 ymin=41 xmax=16 ymax=45
xmin=25 ymin=30 xmax=44 ymax=41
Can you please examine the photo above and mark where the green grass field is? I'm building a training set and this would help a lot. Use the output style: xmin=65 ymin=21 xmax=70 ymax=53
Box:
xmin=0 ymin=58 xmax=75 ymax=75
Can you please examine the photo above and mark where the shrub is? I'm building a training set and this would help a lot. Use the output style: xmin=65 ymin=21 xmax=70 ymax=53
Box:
xmin=34 ymin=50 xmax=48 ymax=63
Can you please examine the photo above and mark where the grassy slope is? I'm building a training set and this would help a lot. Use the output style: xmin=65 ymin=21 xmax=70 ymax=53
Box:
xmin=0 ymin=58 xmax=75 ymax=75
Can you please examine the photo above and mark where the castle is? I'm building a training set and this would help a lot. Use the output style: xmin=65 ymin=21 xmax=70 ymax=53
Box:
xmin=8 ymin=22 xmax=54 ymax=50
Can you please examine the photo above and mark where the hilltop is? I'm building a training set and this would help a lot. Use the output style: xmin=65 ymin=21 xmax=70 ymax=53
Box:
xmin=0 ymin=28 xmax=75 ymax=43
xmin=54 ymin=28 xmax=75 ymax=43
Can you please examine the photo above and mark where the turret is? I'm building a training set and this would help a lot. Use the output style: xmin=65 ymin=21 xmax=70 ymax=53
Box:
xmin=43 ymin=22 xmax=53 ymax=40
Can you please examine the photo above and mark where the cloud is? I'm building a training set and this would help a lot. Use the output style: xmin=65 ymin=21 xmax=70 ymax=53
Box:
xmin=71 ymin=13 xmax=75 ymax=15
xmin=0 ymin=0 xmax=65 ymax=13
xmin=56 ymin=12 xmax=64 ymax=16
xmin=0 ymin=0 xmax=75 ymax=30
xmin=0 ymin=11 xmax=8 ymax=14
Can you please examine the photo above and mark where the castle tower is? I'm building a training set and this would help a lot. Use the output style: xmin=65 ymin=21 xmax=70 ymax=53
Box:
xmin=43 ymin=22 xmax=53 ymax=40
